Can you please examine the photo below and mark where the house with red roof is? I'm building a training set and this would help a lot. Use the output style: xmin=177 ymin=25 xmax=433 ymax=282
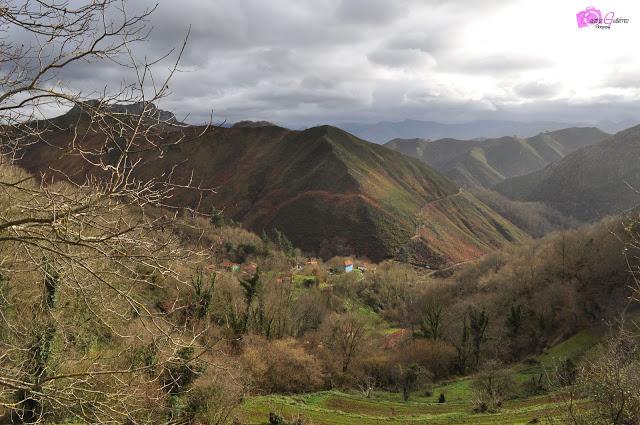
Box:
xmin=344 ymin=259 xmax=354 ymax=273
xmin=222 ymin=260 xmax=240 ymax=272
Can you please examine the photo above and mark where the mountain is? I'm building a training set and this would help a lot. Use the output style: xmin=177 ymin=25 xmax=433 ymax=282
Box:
xmin=68 ymin=100 xmax=181 ymax=125
xmin=385 ymin=127 xmax=610 ymax=189
xmin=596 ymin=119 xmax=639 ymax=134
xmin=496 ymin=125 xmax=640 ymax=222
xmin=17 ymin=109 xmax=527 ymax=264
xmin=231 ymin=120 xmax=277 ymax=128
xmin=338 ymin=119 xmax=586 ymax=144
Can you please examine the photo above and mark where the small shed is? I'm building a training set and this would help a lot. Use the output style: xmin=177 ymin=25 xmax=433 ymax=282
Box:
xmin=344 ymin=259 xmax=354 ymax=273
xmin=222 ymin=260 xmax=240 ymax=273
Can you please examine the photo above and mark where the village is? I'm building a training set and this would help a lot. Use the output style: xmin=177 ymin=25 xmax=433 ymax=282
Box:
xmin=220 ymin=257 xmax=375 ymax=289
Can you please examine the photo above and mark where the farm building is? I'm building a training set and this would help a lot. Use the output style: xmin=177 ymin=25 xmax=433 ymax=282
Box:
xmin=222 ymin=260 xmax=240 ymax=272
xmin=344 ymin=259 xmax=354 ymax=273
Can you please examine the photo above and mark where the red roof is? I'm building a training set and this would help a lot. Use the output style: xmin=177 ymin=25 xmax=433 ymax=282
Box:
xmin=383 ymin=329 xmax=410 ymax=350
xmin=344 ymin=260 xmax=353 ymax=266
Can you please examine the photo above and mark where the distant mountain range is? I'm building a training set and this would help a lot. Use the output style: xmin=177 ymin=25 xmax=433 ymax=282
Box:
xmin=595 ymin=119 xmax=639 ymax=134
xmin=17 ymin=107 xmax=526 ymax=264
xmin=496 ymin=125 xmax=640 ymax=222
xmin=384 ymin=127 xmax=610 ymax=189
xmin=337 ymin=119 xmax=606 ymax=144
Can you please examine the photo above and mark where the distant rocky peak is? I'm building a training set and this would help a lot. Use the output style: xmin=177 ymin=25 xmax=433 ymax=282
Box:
xmin=68 ymin=100 xmax=178 ymax=124
xmin=231 ymin=120 xmax=277 ymax=128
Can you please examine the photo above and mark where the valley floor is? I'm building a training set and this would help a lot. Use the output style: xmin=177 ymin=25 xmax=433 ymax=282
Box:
xmin=237 ymin=329 xmax=602 ymax=425
xmin=237 ymin=390 xmax=564 ymax=425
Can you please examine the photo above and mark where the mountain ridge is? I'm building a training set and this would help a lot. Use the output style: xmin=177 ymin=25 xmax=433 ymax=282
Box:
xmin=384 ymin=127 xmax=610 ymax=189
xmin=339 ymin=119 xmax=593 ymax=144
xmin=495 ymin=124 xmax=640 ymax=222
xmin=17 ymin=110 xmax=527 ymax=264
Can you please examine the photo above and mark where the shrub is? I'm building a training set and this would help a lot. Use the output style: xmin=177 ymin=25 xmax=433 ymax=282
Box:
xmin=394 ymin=339 xmax=457 ymax=379
xmin=522 ymin=373 xmax=548 ymax=397
xmin=471 ymin=362 xmax=517 ymax=413
xmin=555 ymin=358 xmax=578 ymax=387
xmin=182 ymin=374 xmax=244 ymax=425
xmin=242 ymin=336 xmax=323 ymax=393
xmin=564 ymin=331 xmax=640 ymax=424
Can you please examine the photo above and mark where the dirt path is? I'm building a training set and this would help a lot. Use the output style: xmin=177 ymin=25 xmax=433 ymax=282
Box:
xmin=426 ymin=258 xmax=476 ymax=276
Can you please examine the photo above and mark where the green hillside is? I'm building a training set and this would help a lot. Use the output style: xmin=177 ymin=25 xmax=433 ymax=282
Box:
xmin=496 ymin=125 xmax=640 ymax=222
xmin=406 ymin=190 xmax=527 ymax=267
xmin=385 ymin=128 xmax=610 ymax=189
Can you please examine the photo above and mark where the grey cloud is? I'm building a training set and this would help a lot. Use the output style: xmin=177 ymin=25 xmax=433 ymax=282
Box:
xmin=514 ymin=81 xmax=559 ymax=98
xmin=23 ymin=0 xmax=639 ymax=130
xmin=367 ymin=48 xmax=436 ymax=68
xmin=335 ymin=0 xmax=410 ymax=25
xmin=445 ymin=55 xmax=553 ymax=74
xmin=603 ymin=71 xmax=640 ymax=89
xmin=385 ymin=31 xmax=448 ymax=54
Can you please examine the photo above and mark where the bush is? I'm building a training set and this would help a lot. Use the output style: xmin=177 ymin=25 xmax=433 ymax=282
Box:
xmin=521 ymin=373 xmax=548 ymax=397
xmin=268 ymin=412 xmax=304 ymax=425
xmin=565 ymin=331 xmax=640 ymax=424
xmin=182 ymin=371 xmax=245 ymax=425
xmin=242 ymin=336 xmax=323 ymax=393
xmin=394 ymin=339 xmax=457 ymax=379
xmin=471 ymin=362 xmax=518 ymax=413
xmin=555 ymin=358 xmax=578 ymax=387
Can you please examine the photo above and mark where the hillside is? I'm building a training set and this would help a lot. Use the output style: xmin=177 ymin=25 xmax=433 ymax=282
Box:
xmin=17 ymin=111 xmax=526 ymax=263
xmin=385 ymin=127 xmax=610 ymax=188
xmin=403 ymin=190 xmax=527 ymax=267
xmin=496 ymin=125 xmax=640 ymax=222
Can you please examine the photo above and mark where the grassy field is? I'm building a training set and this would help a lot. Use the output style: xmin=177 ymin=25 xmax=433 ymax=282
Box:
xmin=236 ymin=330 xmax=603 ymax=425
xmin=237 ymin=390 xmax=565 ymax=425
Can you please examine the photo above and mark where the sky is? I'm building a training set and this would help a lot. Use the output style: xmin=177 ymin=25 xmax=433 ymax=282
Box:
xmin=60 ymin=0 xmax=640 ymax=127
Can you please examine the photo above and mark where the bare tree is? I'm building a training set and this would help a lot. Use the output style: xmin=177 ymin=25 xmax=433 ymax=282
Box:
xmin=420 ymin=297 xmax=444 ymax=340
xmin=356 ymin=374 xmax=376 ymax=398
xmin=550 ymin=329 xmax=640 ymax=425
xmin=0 ymin=1 xmax=232 ymax=423
xmin=321 ymin=313 xmax=367 ymax=375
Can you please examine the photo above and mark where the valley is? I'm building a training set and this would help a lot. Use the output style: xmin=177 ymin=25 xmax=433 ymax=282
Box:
xmin=2 ymin=2 xmax=640 ymax=424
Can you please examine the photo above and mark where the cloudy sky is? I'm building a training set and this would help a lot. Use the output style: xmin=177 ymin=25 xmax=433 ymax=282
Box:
xmin=68 ymin=0 xmax=640 ymax=127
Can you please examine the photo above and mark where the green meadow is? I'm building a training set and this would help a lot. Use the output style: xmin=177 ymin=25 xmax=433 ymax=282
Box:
xmin=237 ymin=329 xmax=602 ymax=425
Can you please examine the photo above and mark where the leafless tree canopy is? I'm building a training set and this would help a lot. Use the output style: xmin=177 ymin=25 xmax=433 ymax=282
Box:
xmin=0 ymin=1 xmax=227 ymax=423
